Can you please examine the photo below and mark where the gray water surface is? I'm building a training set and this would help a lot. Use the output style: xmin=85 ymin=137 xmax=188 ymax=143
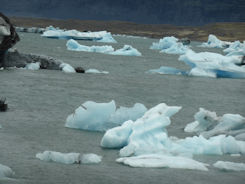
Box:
xmin=0 ymin=33 xmax=245 ymax=184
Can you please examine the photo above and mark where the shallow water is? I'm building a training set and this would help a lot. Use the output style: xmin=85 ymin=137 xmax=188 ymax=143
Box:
xmin=0 ymin=33 xmax=245 ymax=184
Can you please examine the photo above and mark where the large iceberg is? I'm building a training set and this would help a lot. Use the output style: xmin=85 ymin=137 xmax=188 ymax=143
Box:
xmin=42 ymin=28 xmax=117 ymax=43
xmin=200 ymin=34 xmax=231 ymax=48
xmin=65 ymin=100 xmax=147 ymax=131
xmin=101 ymin=103 xmax=245 ymax=169
xmin=67 ymin=40 xmax=141 ymax=56
xmin=184 ymin=108 xmax=245 ymax=141
xmin=178 ymin=50 xmax=245 ymax=78
xmin=213 ymin=161 xmax=245 ymax=171
xmin=0 ymin=164 xmax=14 ymax=178
xmin=150 ymin=36 xmax=189 ymax=54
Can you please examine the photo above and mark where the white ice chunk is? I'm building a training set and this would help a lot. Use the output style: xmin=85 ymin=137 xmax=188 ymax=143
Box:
xmin=85 ymin=69 xmax=109 ymax=74
xmin=117 ymin=154 xmax=209 ymax=171
xmin=184 ymin=108 xmax=219 ymax=133
xmin=151 ymin=36 xmax=189 ymax=54
xmin=36 ymin=151 xmax=80 ymax=164
xmin=109 ymin=45 xmax=142 ymax=56
xmin=148 ymin=66 xmax=187 ymax=76
xmin=200 ymin=34 xmax=231 ymax=48
xmin=81 ymin=153 xmax=102 ymax=164
xmin=59 ymin=63 xmax=76 ymax=73
xmin=0 ymin=164 xmax=14 ymax=178
xmin=213 ymin=161 xmax=245 ymax=171
xmin=65 ymin=100 xmax=147 ymax=131
xmin=25 ymin=62 xmax=40 ymax=70
xmin=66 ymin=39 xmax=114 ymax=53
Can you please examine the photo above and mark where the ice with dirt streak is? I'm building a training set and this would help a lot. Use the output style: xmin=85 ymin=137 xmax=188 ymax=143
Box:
xmin=65 ymin=100 xmax=147 ymax=131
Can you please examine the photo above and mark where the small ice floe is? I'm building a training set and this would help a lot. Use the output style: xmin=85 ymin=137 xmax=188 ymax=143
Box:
xmin=101 ymin=103 xmax=245 ymax=169
xmin=213 ymin=161 xmax=245 ymax=171
xmin=25 ymin=62 xmax=41 ymax=70
xmin=148 ymin=66 xmax=187 ymax=76
xmin=66 ymin=39 xmax=114 ymax=53
xmin=67 ymin=40 xmax=141 ymax=56
xmin=81 ymin=153 xmax=102 ymax=164
xmin=59 ymin=63 xmax=76 ymax=73
xmin=200 ymin=34 xmax=231 ymax=48
xmin=85 ymin=69 xmax=109 ymax=74
xmin=109 ymin=45 xmax=142 ymax=56
xmin=116 ymin=154 xmax=209 ymax=171
xmin=0 ymin=164 xmax=14 ymax=178
xmin=184 ymin=108 xmax=245 ymax=141
xmin=65 ymin=100 xmax=147 ymax=131
xmin=36 ymin=151 xmax=81 ymax=164
xmin=150 ymin=36 xmax=189 ymax=54
xmin=42 ymin=27 xmax=117 ymax=43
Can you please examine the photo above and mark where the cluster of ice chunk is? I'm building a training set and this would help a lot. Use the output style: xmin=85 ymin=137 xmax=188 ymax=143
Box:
xmin=101 ymin=103 xmax=245 ymax=170
xmin=65 ymin=100 xmax=147 ymax=131
xmin=150 ymin=36 xmax=189 ymax=54
xmin=36 ymin=151 xmax=102 ymax=165
xmin=184 ymin=108 xmax=245 ymax=141
xmin=0 ymin=164 xmax=14 ymax=179
xmin=42 ymin=27 xmax=117 ymax=43
xmin=200 ymin=34 xmax=231 ymax=48
xmin=66 ymin=39 xmax=141 ymax=56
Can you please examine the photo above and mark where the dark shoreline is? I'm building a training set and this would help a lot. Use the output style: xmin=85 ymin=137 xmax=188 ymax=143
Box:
xmin=10 ymin=16 xmax=245 ymax=42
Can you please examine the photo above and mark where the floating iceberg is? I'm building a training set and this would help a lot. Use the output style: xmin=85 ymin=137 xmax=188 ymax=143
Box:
xmin=150 ymin=36 xmax=189 ymax=54
xmin=178 ymin=50 xmax=245 ymax=78
xmin=25 ymin=62 xmax=40 ymax=70
xmin=36 ymin=151 xmax=81 ymax=164
xmin=59 ymin=63 xmax=76 ymax=73
xmin=116 ymin=154 xmax=208 ymax=171
xmin=101 ymin=103 xmax=245 ymax=169
xmin=66 ymin=39 xmax=114 ymax=53
xmin=42 ymin=28 xmax=117 ymax=43
xmin=213 ymin=161 xmax=245 ymax=171
xmin=109 ymin=45 xmax=142 ymax=56
xmin=200 ymin=34 xmax=231 ymax=48
xmin=184 ymin=108 xmax=245 ymax=141
xmin=81 ymin=153 xmax=102 ymax=164
xmin=65 ymin=100 xmax=147 ymax=131
xmin=85 ymin=69 xmax=109 ymax=74
xmin=67 ymin=40 xmax=141 ymax=56
xmin=0 ymin=164 xmax=14 ymax=178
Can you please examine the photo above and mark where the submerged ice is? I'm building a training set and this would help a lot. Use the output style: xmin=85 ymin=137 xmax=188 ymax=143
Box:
xmin=0 ymin=164 xmax=14 ymax=178
xmin=65 ymin=100 xmax=147 ymax=131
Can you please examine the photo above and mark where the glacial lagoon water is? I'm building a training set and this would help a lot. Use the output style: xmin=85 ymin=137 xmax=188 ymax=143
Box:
xmin=0 ymin=33 xmax=245 ymax=184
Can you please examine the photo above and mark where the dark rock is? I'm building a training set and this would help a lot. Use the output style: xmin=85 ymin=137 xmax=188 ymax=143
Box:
xmin=75 ymin=67 xmax=85 ymax=73
xmin=179 ymin=38 xmax=191 ymax=45
xmin=0 ymin=98 xmax=8 ymax=112
xmin=241 ymin=56 xmax=245 ymax=65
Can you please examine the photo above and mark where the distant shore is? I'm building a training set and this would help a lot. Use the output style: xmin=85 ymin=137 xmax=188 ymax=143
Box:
xmin=10 ymin=17 xmax=245 ymax=41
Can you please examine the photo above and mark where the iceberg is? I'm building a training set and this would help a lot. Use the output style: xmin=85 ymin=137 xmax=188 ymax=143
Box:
xmin=213 ymin=161 xmax=245 ymax=171
xmin=85 ymin=69 xmax=109 ymax=74
xmin=109 ymin=45 xmax=142 ymax=56
xmin=179 ymin=50 xmax=245 ymax=78
xmin=59 ymin=63 xmax=76 ymax=73
xmin=65 ymin=100 xmax=147 ymax=131
xmin=42 ymin=27 xmax=117 ymax=43
xmin=67 ymin=40 xmax=141 ymax=56
xmin=66 ymin=39 xmax=114 ymax=53
xmin=0 ymin=164 xmax=14 ymax=178
xmin=36 ymin=151 xmax=81 ymax=164
xmin=200 ymin=34 xmax=231 ymax=48
xmin=184 ymin=108 xmax=245 ymax=141
xmin=25 ymin=62 xmax=40 ymax=70
xmin=116 ymin=154 xmax=209 ymax=171
xmin=150 ymin=36 xmax=189 ymax=54
xmin=81 ymin=153 xmax=102 ymax=164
